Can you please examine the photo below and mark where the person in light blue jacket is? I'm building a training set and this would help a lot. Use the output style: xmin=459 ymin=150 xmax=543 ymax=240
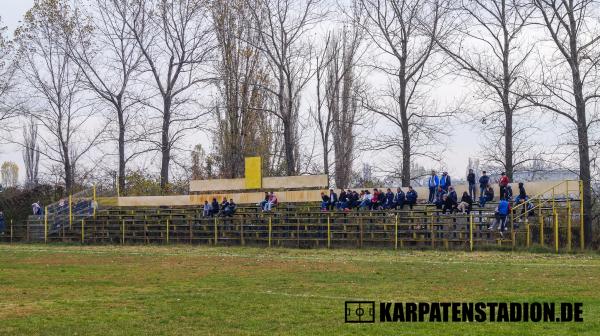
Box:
xmin=427 ymin=170 xmax=439 ymax=203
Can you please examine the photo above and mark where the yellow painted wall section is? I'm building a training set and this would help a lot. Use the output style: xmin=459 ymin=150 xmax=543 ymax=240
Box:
xmin=245 ymin=157 xmax=262 ymax=189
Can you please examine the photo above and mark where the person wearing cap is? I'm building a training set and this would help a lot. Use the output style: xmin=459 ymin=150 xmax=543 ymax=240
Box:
xmin=440 ymin=171 xmax=451 ymax=191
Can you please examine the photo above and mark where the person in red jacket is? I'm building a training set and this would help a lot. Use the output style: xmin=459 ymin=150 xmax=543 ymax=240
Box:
xmin=498 ymin=172 xmax=510 ymax=200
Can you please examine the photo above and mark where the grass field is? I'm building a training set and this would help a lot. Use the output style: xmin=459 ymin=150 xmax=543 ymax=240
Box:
xmin=0 ymin=244 xmax=599 ymax=335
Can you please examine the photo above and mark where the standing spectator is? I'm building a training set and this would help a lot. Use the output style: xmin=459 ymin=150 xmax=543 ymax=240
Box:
xmin=427 ymin=170 xmax=439 ymax=203
xmin=467 ymin=169 xmax=477 ymax=199
xmin=479 ymin=171 xmax=490 ymax=198
xmin=489 ymin=198 xmax=511 ymax=237
xmin=328 ymin=189 xmax=338 ymax=211
xmin=457 ymin=192 xmax=473 ymax=214
xmin=440 ymin=172 xmax=451 ymax=191
xmin=202 ymin=201 xmax=211 ymax=217
xmin=406 ymin=186 xmax=418 ymax=209
xmin=498 ymin=172 xmax=510 ymax=200
xmin=505 ymin=185 xmax=514 ymax=202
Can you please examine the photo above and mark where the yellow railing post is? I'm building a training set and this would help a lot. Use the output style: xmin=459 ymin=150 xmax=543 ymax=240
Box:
xmin=44 ymin=206 xmax=48 ymax=243
xmin=166 ymin=219 xmax=170 ymax=244
xmin=327 ymin=215 xmax=331 ymax=248
xmin=554 ymin=209 xmax=559 ymax=253
xmin=538 ymin=199 xmax=544 ymax=247
xmin=81 ymin=219 xmax=85 ymax=243
xmin=10 ymin=219 xmax=13 ymax=243
xmin=579 ymin=180 xmax=584 ymax=250
xmin=395 ymin=214 xmax=398 ymax=250
xmin=121 ymin=220 xmax=125 ymax=244
xmin=69 ymin=195 xmax=73 ymax=229
xmin=510 ymin=206 xmax=515 ymax=248
xmin=93 ymin=184 xmax=97 ymax=217
xmin=431 ymin=216 xmax=435 ymax=248
xmin=469 ymin=214 xmax=473 ymax=252
xmin=567 ymin=197 xmax=572 ymax=252
xmin=268 ymin=216 xmax=272 ymax=248
xmin=526 ymin=221 xmax=530 ymax=248
xmin=214 ymin=217 xmax=218 ymax=245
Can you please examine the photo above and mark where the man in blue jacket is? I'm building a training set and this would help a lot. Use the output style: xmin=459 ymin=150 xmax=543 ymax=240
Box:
xmin=489 ymin=198 xmax=511 ymax=237
xmin=440 ymin=171 xmax=451 ymax=191
xmin=394 ymin=187 xmax=405 ymax=210
xmin=406 ymin=186 xmax=418 ymax=210
xmin=427 ymin=170 xmax=439 ymax=203
xmin=479 ymin=171 xmax=490 ymax=198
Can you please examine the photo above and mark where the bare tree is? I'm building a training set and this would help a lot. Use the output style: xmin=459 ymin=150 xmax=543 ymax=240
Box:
xmin=0 ymin=18 xmax=18 ymax=132
xmin=22 ymin=117 xmax=40 ymax=189
xmin=15 ymin=0 xmax=103 ymax=193
xmin=67 ymin=0 xmax=147 ymax=194
xmin=312 ymin=20 xmax=365 ymax=187
xmin=246 ymin=0 xmax=323 ymax=176
xmin=128 ymin=0 xmax=214 ymax=191
xmin=210 ymin=0 xmax=277 ymax=178
xmin=524 ymin=0 xmax=600 ymax=246
xmin=437 ymin=0 xmax=534 ymax=179
xmin=357 ymin=0 xmax=452 ymax=186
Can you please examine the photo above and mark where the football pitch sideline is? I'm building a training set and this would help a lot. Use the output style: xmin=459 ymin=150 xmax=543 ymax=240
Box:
xmin=0 ymin=244 xmax=599 ymax=335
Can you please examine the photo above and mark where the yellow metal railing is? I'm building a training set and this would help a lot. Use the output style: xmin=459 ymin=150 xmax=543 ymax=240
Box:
xmin=511 ymin=180 xmax=583 ymax=252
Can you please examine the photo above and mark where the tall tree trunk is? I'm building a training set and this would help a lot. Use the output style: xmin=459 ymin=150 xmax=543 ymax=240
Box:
xmin=160 ymin=97 xmax=171 ymax=191
xmin=118 ymin=108 xmax=126 ymax=195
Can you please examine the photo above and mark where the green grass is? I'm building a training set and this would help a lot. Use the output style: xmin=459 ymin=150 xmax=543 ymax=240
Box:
xmin=0 ymin=244 xmax=599 ymax=335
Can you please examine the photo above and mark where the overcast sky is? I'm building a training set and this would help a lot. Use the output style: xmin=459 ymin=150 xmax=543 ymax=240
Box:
xmin=0 ymin=1 xmax=560 ymax=184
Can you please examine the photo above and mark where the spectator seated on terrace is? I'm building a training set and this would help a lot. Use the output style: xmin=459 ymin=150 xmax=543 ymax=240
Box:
xmin=405 ymin=186 xmax=418 ymax=209
xmin=261 ymin=192 xmax=278 ymax=212
xmin=32 ymin=201 xmax=43 ymax=215
xmin=442 ymin=194 xmax=457 ymax=214
xmin=336 ymin=189 xmax=349 ymax=211
xmin=320 ymin=192 xmax=330 ymax=211
xmin=223 ymin=199 xmax=237 ymax=217
xmin=479 ymin=186 xmax=494 ymax=207
xmin=457 ymin=192 xmax=473 ymax=214
xmin=210 ymin=198 xmax=219 ymax=216
xmin=433 ymin=186 xmax=446 ymax=209
xmin=394 ymin=187 xmax=405 ymax=210
xmin=202 ymin=201 xmax=211 ymax=217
